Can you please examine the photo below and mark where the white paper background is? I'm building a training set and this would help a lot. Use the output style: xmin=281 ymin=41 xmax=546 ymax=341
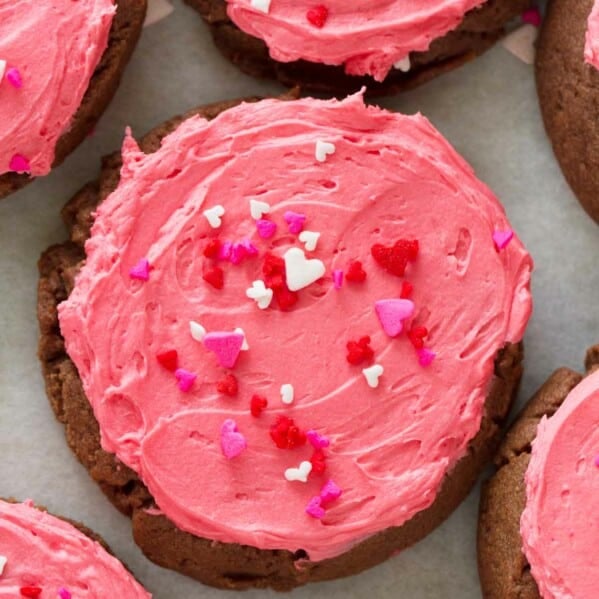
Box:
xmin=0 ymin=2 xmax=598 ymax=597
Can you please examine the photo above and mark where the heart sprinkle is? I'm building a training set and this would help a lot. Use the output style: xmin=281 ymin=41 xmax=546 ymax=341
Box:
xmin=129 ymin=258 xmax=150 ymax=281
xmin=202 ymin=264 xmax=224 ymax=289
xmin=306 ymin=5 xmax=328 ymax=27
xmin=280 ymin=383 xmax=294 ymax=405
xmin=408 ymin=326 xmax=428 ymax=350
xmin=246 ymin=280 xmax=274 ymax=309
xmin=346 ymin=336 xmax=374 ymax=365
xmin=249 ymin=199 xmax=270 ymax=220
xmin=20 ymin=588 xmax=42 ymax=598
xmin=156 ymin=350 xmax=178 ymax=371
xmin=522 ymin=7 xmax=542 ymax=27
xmin=375 ymin=299 xmax=415 ymax=337
xmin=250 ymin=0 xmax=271 ymax=12
xmin=307 ymin=430 xmax=330 ymax=449
xmin=263 ymin=252 xmax=298 ymax=311
xmin=332 ymin=269 xmax=343 ymax=289
xmin=371 ymin=239 xmax=419 ymax=277
xmin=217 ymin=373 xmax=238 ymax=397
xmin=189 ymin=321 xmax=207 ymax=342
xmin=218 ymin=240 xmax=233 ymax=260
xmin=203 ymin=205 xmax=225 ymax=229
xmin=417 ymin=348 xmax=436 ymax=368
xmin=493 ymin=229 xmax=514 ymax=251
xmin=220 ymin=419 xmax=247 ymax=459
xmin=6 ymin=67 xmax=22 ymax=88
xmin=310 ymin=448 xmax=327 ymax=475
xmin=285 ymin=460 xmax=312 ymax=483
xmin=345 ymin=260 xmax=366 ymax=283
xmin=400 ymin=280 xmax=414 ymax=299
xmin=256 ymin=218 xmax=277 ymax=239
xmin=270 ymin=416 xmax=306 ymax=449
xmin=175 ymin=368 xmax=197 ymax=392
xmin=315 ymin=139 xmax=336 ymax=162
xmin=298 ymin=230 xmax=321 ymax=251
xmin=283 ymin=211 xmax=307 ymax=234
xmin=250 ymin=394 xmax=268 ymax=417
xmin=320 ymin=479 xmax=342 ymax=505
xmin=284 ymin=247 xmax=325 ymax=291
xmin=363 ymin=364 xmax=384 ymax=388
xmin=203 ymin=331 xmax=244 ymax=368
xmin=305 ymin=496 xmax=326 ymax=519
xmin=203 ymin=238 xmax=221 ymax=258
xmin=58 ymin=589 xmax=72 ymax=599
xmin=9 ymin=153 xmax=30 ymax=173
xmin=394 ymin=56 xmax=411 ymax=72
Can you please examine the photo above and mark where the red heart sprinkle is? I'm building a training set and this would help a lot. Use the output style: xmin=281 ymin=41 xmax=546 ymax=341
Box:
xmin=250 ymin=394 xmax=268 ymax=417
xmin=400 ymin=281 xmax=413 ymax=299
xmin=310 ymin=448 xmax=327 ymax=476
xmin=306 ymin=5 xmax=328 ymax=28
xmin=345 ymin=260 xmax=366 ymax=283
xmin=270 ymin=416 xmax=306 ymax=449
xmin=274 ymin=286 xmax=298 ymax=311
xmin=203 ymin=238 xmax=221 ymax=259
xmin=20 ymin=588 xmax=42 ymax=598
xmin=156 ymin=350 xmax=178 ymax=371
xmin=217 ymin=373 xmax=238 ymax=397
xmin=371 ymin=239 xmax=419 ymax=277
xmin=203 ymin=264 xmax=224 ymax=289
xmin=346 ymin=336 xmax=374 ymax=365
xmin=408 ymin=326 xmax=428 ymax=350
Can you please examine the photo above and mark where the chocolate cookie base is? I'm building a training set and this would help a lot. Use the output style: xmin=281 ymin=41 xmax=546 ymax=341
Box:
xmin=536 ymin=0 xmax=599 ymax=224
xmin=39 ymin=95 xmax=525 ymax=591
xmin=186 ymin=0 xmax=529 ymax=96
xmin=0 ymin=0 xmax=147 ymax=200
xmin=478 ymin=345 xmax=599 ymax=598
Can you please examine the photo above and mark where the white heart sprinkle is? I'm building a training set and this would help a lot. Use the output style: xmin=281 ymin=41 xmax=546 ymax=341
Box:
xmin=189 ymin=321 xmax=206 ymax=342
xmin=280 ymin=383 xmax=294 ymax=405
xmin=251 ymin=0 xmax=271 ymax=13
xmin=0 ymin=60 xmax=6 ymax=83
xmin=246 ymin=280 xmax=273 ymax=310
xmin=315 ymin=140 xmax=336 ymax=162
xmin=0 ymin=555 xmax=6 ymax=576
xmin=363 ymin=364 xmax=384 ymax=388
xmin=298 ymin=230 xmax=320 ymax=252
xmin=285 ymin=460 xmax=312 ymax=483
xmin=249 ymin=199 xmax=270 ymax=220
xmin=203 ymin=205 xmax=225 ymax=229
xmin=283 ymin=247 xmax=326 ymax=291
xmin=234 ymin=327 xmax=249 ymax=351
xmin=393 ymin=56 xmax=411 ymax=72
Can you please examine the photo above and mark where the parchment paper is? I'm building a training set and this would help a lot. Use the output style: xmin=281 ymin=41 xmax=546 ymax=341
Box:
xmin=1 ymin=2 xmax=597 ymax=597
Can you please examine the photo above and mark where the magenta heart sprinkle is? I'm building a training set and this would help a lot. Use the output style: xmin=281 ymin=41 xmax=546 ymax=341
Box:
xmin=320 ymin=480 xmax=342 ymax=505
xmin=417 ymin=348 xmax=436 ymax=368
xmin=218 ymin=241 xmax=233 ymax=261
xmin=220 ymin=419 xmax=247 ymax=459
xmin=305 ymin=496 xmax=325 ymax=519
xmin=9 ymin=153 xmax=30 ymax=173
xmin=203 ymin=331 xmax=244 ymax=368
xmin=58 ymin=588 xmax=72 ymax=599
xmin=284 ymin=211 xmax=307 ymax=234
xmin=129 ymin=258 xmax=150 ymax=281
xmin=332 ymin=269 xmax=343 ymax=290
xmin=307 ymin=430 xmax=330 ymax=449
xmin=493 ymin=229 xmax=514 ymax=251
xmin=522 ymin=7 xmax=541 ymax=27
xmin=6 ymin=67 xmax=22 ymax=88
xmin=175 ymin=368 xmax=197 ymax=392
xmin=256 ymin=219 xmax=277 ymax=239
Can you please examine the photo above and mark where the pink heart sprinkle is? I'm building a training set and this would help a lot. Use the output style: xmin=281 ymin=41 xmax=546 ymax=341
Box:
xmin=129 ymin=258 xmax=150 ymax=281
xmin=284 ymin=211 xmax=307 ymax=234
xmin=305 ymin=496 xmax=325 ymax=519
xmin=375 ymin=299 xmax=415 ymax=337
xmin=332 ymin=269 xmax=343 ymax=290
xmin=203 ymin=332 xmax=244 ymax=368
xmin=307 ymin=430 xmax=330 ymax=449
xmin=218 ymin=241 xmax=232 ymax=261
xmin=6 ymin=67 xmax=22 ymax=88
xmin=9 ymin=153 xmax=30 ymax=173
xmin=256 ymin=219 xmax=277 ymax=239
xmin=417 ymin=348 xmax=436 ymax=368
xmin=175 ymin=368 xmax=197 ymax=392
xmin=493 ymin=229 xmax=514 ymax=251
xmin=230 ymin=242 xmax=247 ymax=265
xmin=522 ymin=7 xmax=541 ymax=27
xmin=594 ymin=454 xmax=599 ymax=468
xmin=320 ymin=480 xmax=342 ymax=505
xmin=58 ymin=588 xmax=72 ymax=599
xmin=220 ymin=419 xmax=247 ymax=459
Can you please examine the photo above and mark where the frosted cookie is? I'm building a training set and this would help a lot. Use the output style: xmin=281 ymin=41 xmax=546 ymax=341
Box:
xmin=187 ymin=0 xmax=530 ymax=94
xmin=0 ymin=0 xmax=146 ymax=200
xmin=0 ymin=498 xmax=151 ymax=598
xmin=39 ymin=93 xmax=532 ymax=589
xmin=536 ymin=0 xmax=599 ymax=223
xmin=478 ymin=345 xmax=599 ymax=598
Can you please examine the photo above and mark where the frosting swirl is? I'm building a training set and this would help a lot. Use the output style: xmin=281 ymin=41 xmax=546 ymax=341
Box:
xmin=59 ymin=94 xmax=532 ymax=561
xmin=225 ymin=0 xmax=487 ymax=81
xmin=0 ymin=0 xmax=115 ymax=176
xmin=522 ymin=369 xmax=599 ymax=599
xmin=0 ymin=499 xmax=151 ymax=598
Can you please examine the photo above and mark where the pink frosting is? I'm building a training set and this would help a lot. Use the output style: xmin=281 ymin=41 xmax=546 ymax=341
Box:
xmin=0 ymin=0 xmax=115 ymax=177
xmin=59 ymin=94 xmax=532 ymax=562
xmin=225 ymin=0 xmax=487 ymax=81
xmin=522 ymin=370 xmax=599 ymax=599
xmin=585 ymin=1 xmax=599 ymax=69
xmin=0 ymin=499 xmax=151 ymax=597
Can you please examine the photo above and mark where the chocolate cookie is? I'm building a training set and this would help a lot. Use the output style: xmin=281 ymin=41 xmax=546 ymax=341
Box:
xmin=536 ymin=0 xmax=599 ymax=223
xmin=478 ymin=345 xmax=599 ymax=598
xmin=187 ymin=0 xmax=530 ymax=96
xmin=38 ymin=94 xmax=526 ymax=591
xmin=0 ymin=0 xmax=147 ymax=201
